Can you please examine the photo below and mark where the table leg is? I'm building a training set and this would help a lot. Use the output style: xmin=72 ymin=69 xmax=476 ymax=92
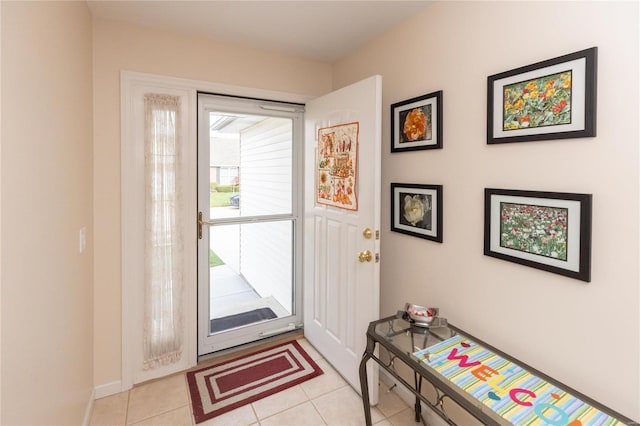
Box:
xmin=359 ymin=352 xmax=373 ymax=426
xmin=414 ymin=371 xmax=423 ymax=423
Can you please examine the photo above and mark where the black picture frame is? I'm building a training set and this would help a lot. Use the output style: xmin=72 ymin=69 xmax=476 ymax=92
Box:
xmin=391 ymin=90 xmax=443 ymax=152
xmin=391 ymin=183 xmax=443 ymax=242
xmin=487 ymin=47 xmax=597 ymax=144
xmin=484 ymin=188 xmax=592 ymax=282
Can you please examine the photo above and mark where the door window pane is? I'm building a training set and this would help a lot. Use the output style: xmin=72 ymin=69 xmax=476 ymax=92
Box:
xmin=209 ymin=113 xmax=292 ymax=219
xmin=208 ymin=221 xmax=293 ymax=334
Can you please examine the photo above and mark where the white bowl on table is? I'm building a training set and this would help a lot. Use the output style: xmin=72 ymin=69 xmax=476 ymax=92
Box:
xmin=404 ymin=303 xmax=437 ymax=326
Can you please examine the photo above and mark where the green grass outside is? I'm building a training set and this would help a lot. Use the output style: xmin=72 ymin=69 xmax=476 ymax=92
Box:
xmin=210 ymin=183 xmax=237 ymax=193
xmin=209 ymin=249 xmax=224 ymax=267
xmin=210 ymin=192 xmax=232 ymax=207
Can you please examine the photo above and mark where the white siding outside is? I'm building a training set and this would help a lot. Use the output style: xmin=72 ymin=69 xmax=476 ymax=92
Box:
xmin=239 ymin=118 xmax=293 ymax=312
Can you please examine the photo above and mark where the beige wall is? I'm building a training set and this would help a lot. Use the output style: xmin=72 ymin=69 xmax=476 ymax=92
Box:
xmin=92 ymin=18 xmax=333 ymax=386
xmin=3 ymin=2 xmax=635 ymax=421
xmin=1 ymin=2 xmax=94 ymax=424
xmin=333 ymin=1 xmax=639 ymax=419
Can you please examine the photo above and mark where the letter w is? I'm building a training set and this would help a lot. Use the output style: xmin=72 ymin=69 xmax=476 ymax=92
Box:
xmin=447 ymin=348 xmax=481 ymax=368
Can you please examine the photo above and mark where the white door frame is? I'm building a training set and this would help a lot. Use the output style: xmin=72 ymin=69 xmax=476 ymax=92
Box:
xmin=121 ymin=77 xmax=197 ymax=387
xmin=120 ymin=71 xmax=311 ymax=391
xmin=196 ymin=93 xmax=305 ymax=355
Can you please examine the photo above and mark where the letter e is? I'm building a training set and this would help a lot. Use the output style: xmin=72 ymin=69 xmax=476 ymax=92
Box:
xmin=471 ymin=365 xmax=500 ymax=381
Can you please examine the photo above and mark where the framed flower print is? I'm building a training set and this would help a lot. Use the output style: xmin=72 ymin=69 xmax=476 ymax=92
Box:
xmin=487 ymin=47 xmax=597 ymax=144
xmin=391 ymin=91 xmax=443 ymax=152
xmin=391 ymin=183 xmax=443 ymax=242
xmin=484 ymin=188 xmax=592 ymax=282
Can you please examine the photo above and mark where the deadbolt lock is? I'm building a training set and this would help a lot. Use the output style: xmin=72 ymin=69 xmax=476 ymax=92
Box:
xmin=362 ymin=228 xmax=373 ymax=239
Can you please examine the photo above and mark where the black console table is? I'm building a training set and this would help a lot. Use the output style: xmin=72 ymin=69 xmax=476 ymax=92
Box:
xmin=359 ymin=315 xmax=635 ymax=426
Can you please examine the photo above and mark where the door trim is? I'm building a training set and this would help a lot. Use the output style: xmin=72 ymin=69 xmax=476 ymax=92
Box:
xmin=119 ymin=71 xmax=311 ymax=393
xmin=121 ymin=76 xmax=197 ymax=388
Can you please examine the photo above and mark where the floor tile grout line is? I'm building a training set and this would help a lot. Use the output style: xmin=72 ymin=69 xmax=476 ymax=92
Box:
xmin=305 ymin=382 xmax=350 ymax=402
xmin=249 ymin=399 xmax=260 ymax=424
xmin=253 ymin=382 xmax=358 ymax=425
xmin=255 ymin=400 xmax=312 ymax=424
xmin=251 ymin=387 xmax=311 ymax=423
xmin=308 ymin=396 xmax=329 ymax=425
xmin=124 ymin=390 xmax=131 ymax=426
xmin=126 ymin=403 xmax=190 ymax=426
xmin=183 ymin=373 xmax=197 ymax=426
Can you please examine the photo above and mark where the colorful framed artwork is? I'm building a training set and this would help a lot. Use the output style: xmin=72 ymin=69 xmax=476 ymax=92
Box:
xmin=316 ymin=122 xmax=359 ymax=211
xmin=391 ymin=90 xmax=443 ymax=152
xmin=484 ymin=188 xmax=592 ymax=282
xmin=391 ymin=183 xmax=442 ymax=242
xmin=487 ymin=47 xmax=597 ymax=144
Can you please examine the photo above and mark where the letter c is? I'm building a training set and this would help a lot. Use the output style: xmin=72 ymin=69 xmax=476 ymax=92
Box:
xmin=509 ymin=388 xmax=536 ymax=406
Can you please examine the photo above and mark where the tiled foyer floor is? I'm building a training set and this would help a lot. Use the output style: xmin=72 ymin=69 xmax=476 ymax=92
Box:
xmin=89 ymin=338 xmax=419 ymax=426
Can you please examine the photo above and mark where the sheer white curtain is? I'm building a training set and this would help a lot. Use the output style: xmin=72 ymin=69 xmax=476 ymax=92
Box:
xmin=143 ymin=93 xmax=184 ymax=370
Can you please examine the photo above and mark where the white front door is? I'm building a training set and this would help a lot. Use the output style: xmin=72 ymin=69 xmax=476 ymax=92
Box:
xmin=303 ymin=75 xmax=382 ymax=403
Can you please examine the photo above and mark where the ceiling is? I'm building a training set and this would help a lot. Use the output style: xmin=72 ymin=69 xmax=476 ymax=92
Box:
xmin=87 ymin=1 xmax=432 ymax=63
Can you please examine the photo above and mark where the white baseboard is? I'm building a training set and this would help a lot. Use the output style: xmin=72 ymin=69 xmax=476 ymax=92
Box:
xmin=82 ymin=389 xmax=95 ymax=426
xmin=379 ymin=369 xmax=448 ymax=426
xmin=94 ymin=380 xmax=123 ymax=399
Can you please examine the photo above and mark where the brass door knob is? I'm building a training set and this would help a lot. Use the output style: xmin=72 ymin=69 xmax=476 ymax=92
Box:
xmin=358 ymin=250 xmax=372 ymax=263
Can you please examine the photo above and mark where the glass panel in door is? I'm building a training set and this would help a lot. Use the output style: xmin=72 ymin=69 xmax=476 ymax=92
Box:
xmin=209 ymin=221 xmax=293 ymax=329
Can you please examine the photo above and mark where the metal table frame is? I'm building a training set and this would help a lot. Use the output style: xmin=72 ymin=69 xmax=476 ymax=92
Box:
xmin=359 ymin=315 xmax=636 ymax=426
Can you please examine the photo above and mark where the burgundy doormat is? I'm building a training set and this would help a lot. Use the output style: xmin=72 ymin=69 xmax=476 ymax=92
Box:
xmin=187 ymin=340 xmax=323 ymax=423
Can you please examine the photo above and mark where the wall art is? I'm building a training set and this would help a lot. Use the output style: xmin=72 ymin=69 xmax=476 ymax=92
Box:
xmin=484 ymin=188 xmax=592 ymax=281
xmin=391 ymin=90 xmax=443 ymax=152
xmin=487 ymin=47 xmax=597 ymax=144
xmin=316 ymin=122 xmax=359 ymax=211
xmin=391 ymin=183 xmax=442 ymax=242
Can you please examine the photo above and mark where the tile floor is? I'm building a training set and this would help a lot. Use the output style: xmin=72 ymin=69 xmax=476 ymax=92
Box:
xmin=89 ymin=338 xmax=418 ymax=426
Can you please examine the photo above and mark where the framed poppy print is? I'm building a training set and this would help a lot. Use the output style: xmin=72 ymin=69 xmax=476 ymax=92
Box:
xmin=487 ymin=47 xmax=597 ymax=144
xmin=484 ymin=188 xmax=592 ymax=282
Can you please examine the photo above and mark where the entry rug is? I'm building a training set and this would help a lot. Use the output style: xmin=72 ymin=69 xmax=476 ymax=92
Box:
xmin=414 ymin=335 xmax=625 ymax=425
xmin=187 ymin=340 xmax=323 ymax=423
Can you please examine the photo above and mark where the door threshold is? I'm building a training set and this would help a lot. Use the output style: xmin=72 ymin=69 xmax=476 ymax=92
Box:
xmin=196 ymin=328 xmax=304 ymax=365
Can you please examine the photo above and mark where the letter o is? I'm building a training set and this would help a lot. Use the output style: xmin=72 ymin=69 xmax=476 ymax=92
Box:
xmin=534 ymin=402 xmax=569 ymax=426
